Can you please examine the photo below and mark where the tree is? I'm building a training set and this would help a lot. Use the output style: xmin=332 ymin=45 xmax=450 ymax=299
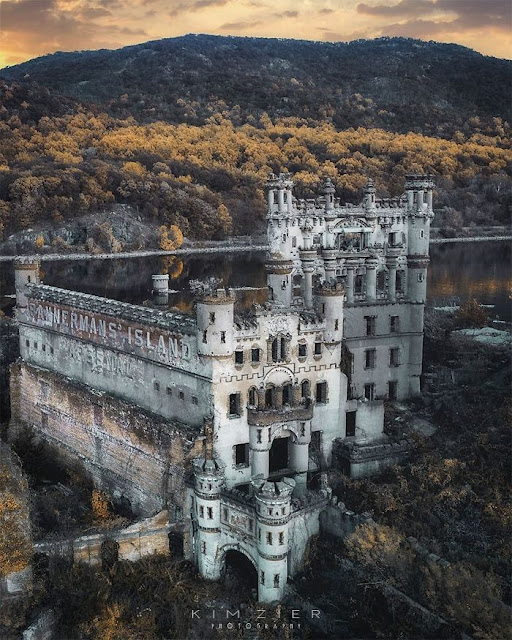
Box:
xmin=455 ymin=298 xmax=488 ymax=328
xmin=158 ymin=224 xmax=183 ymax=251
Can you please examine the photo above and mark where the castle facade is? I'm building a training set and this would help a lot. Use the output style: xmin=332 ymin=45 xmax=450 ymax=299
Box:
xmin=9 ymin=173 xmax=434 ymax=601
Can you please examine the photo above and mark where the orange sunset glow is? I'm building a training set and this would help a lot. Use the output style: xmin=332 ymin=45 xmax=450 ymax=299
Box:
xmin=0 ymin=0 xmax=510 ymax=69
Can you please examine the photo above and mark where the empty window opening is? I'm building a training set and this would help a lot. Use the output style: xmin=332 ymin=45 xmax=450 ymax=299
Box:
xmin=235 ymin=350 xmax=244 ymax=365
xmin=388 ymin=381 xmax=398 ymax=401
xmin=235 ymin=443 xmax=249 ymax=466
xmin=301 ymin=380 xmax=310 ymax=399
xmin=251 ymin=348 xmax=260 ymax=363
xmin=220 ymin=331 xmax=226 ymax=343
xmin=389 ymin=347 xmax=400 ymax=367
xmin=365 ymin=316 xmax=376 ymax=336
xmin=202 ymin=330 xmax=207 ymax=343
xmin=269 ymin=437 xmax=289 ymax=474
xmin=364 ymin=383 xmax=375 ymax=401
xmin=282 ymin=383 xmax=292 ymax=405
xmin=266 ymin=532 xmax=273 ymax=545
xmin=179 ymin=390 xmax=185 ymax=400
xmin=390 ymin=316 xmax=400 ymax=333
xmin=229 ymin=393 xmax=241 ymax=416
xmin=314 ymin=341 xmax=322 ymax=356
xmin=316 ymin=381 xmax=328 ymax=403
xmin=346 ymin=411 xmax=356 ymax=437
xmin=396 ymin=271 xmax=404 ymax=293
xmin=271 ymin=338 xmax=279 ymax=362
xmin=365 ymin=349 xmax=376 ymax=369
xmin=274 ymin=574 xmax=280 ymax=588
xmin=209 ymin=312 xmax=215 ymax=323
xmin=298 ymin=343 xmax=307 ymax=358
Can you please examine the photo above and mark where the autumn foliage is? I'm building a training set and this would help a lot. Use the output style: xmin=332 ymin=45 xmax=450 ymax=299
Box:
xmin=0 ymin=447 xmax=32 ymax=578
xmin=0 ymin=77 xmax=511 ymax=246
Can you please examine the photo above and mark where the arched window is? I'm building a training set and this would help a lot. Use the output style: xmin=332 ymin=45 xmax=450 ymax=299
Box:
xmin=271 ymin=338 xmax=279 ymax=362
xmin=282 ymin=383 xmax=292 ymax=405
xmin=377 ymin=271 xmax=386 ymax=291
xmin=301 ymin=380 xmax=310 ymax=400
xmin=265 ymin=386 xmax=274 ymax=409
xmin=248 ymin=387 xmax=257 ymax=407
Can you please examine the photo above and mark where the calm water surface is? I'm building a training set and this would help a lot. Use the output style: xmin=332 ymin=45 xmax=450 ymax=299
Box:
xmin=1 ymin=242 xmax=510 ymax=320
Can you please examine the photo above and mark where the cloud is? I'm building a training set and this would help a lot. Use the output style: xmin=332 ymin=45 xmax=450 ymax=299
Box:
xmin=169 ymin=0 xmax=230 ymax=17
xmin=357 ymin=0 xmax=511 ymax=29
xmin=273 ymin=10 xmax=299 ymax=18
xmin=357 ymin=0 xmax=437 ymax=18
xmin=80 ymin=7 xmax=113 ymax=20
xmin=355 ymin=0 xmax=511 ymax=40
xmin=0 ymin=0 xmax=146 ymax=64
xmin=218 ymin=19 xmax=263 ymax=31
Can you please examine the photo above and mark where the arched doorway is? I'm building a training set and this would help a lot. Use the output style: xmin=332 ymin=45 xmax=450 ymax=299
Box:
xmin=222 ymin=549 xmax=258 ymax=600
xmin=269 ymin=436 xmax=290 ymax=475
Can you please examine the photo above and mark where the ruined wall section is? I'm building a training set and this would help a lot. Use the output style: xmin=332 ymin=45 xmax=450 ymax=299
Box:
xmin=9 ymin=362 xmax=203 ymax=516
xmin=17 ymin=285 xmax=213 ymax=425
xmin=0 ymin=317 xmax=19 ymax=426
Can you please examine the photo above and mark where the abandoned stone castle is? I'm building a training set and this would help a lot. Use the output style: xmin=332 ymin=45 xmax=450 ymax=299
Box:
xmin=9 ymin=173 xmax=434 ymax=601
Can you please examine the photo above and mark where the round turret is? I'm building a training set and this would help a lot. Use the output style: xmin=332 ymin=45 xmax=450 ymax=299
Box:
xmin=320 ymin=177 xmax=336 ymax=212
xmin=14 ymin=258 xmax=40 ymax=309
xmin=265 ymin=254 xmax=294 ymax=307
xmin=196 ymin=288 xmax=235 ymax=357
xmin=363 ymin=178 xmax=376 ymax=215
xmin=316 ymin=282 xmax=344 ymax=343
xmin=192 ymin=417 xmax=226 ymax=581
xmin=266 ymin=172 xmax=294 ymax=215
xmin=252 ymin=476 xmax=294 ymax=602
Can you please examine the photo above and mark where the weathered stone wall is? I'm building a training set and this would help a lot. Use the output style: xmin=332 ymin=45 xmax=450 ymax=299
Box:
xmin=0 ymin=317 xmax=19 ymax=426
xmin=320 ymin=500 xmax=374 ymax=539
xmin=9 ymin=362 xmax=203 ymax=516
xmin=34 ymin=510 xmax=176 ymax=565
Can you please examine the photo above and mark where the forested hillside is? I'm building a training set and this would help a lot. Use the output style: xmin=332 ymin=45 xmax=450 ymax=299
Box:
xmin=0 ymin=36 xmax=511 ymax=248
xmin=3 ymin=35 xmax=511 ymax=137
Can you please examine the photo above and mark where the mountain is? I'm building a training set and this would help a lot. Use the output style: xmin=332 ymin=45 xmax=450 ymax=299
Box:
xmin=2 ymin=35 xmax=511 ymax=137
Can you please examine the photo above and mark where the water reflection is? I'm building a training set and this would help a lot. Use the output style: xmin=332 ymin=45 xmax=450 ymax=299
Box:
xmin=428 ymin=241 xmax=511 ymax=320
xmin=1 ymin=241 xmax=510 ymax=320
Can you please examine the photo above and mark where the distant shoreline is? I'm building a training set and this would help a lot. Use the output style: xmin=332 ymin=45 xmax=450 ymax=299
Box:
xmin=0 ymin=236 xmax=510 ymax=262
xmin=430 ymin=235 xmax=512 ymax=244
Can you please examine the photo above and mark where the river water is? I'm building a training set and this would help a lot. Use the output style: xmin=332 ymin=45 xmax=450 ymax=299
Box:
xmin=1 ymin=241 xmax=510 ymax=321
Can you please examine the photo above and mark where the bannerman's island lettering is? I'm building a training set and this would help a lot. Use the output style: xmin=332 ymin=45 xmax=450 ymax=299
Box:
xmin=28 ymin=302 xmax=190 ymax=361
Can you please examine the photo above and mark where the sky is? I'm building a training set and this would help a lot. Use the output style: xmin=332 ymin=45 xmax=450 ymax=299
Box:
xmin=0 ymin=0 xmax=510 ymax=69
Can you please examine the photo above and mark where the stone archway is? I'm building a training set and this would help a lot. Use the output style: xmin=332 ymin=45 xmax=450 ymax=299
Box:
xmin=219 ymin=546 xmax=258 ymax=600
